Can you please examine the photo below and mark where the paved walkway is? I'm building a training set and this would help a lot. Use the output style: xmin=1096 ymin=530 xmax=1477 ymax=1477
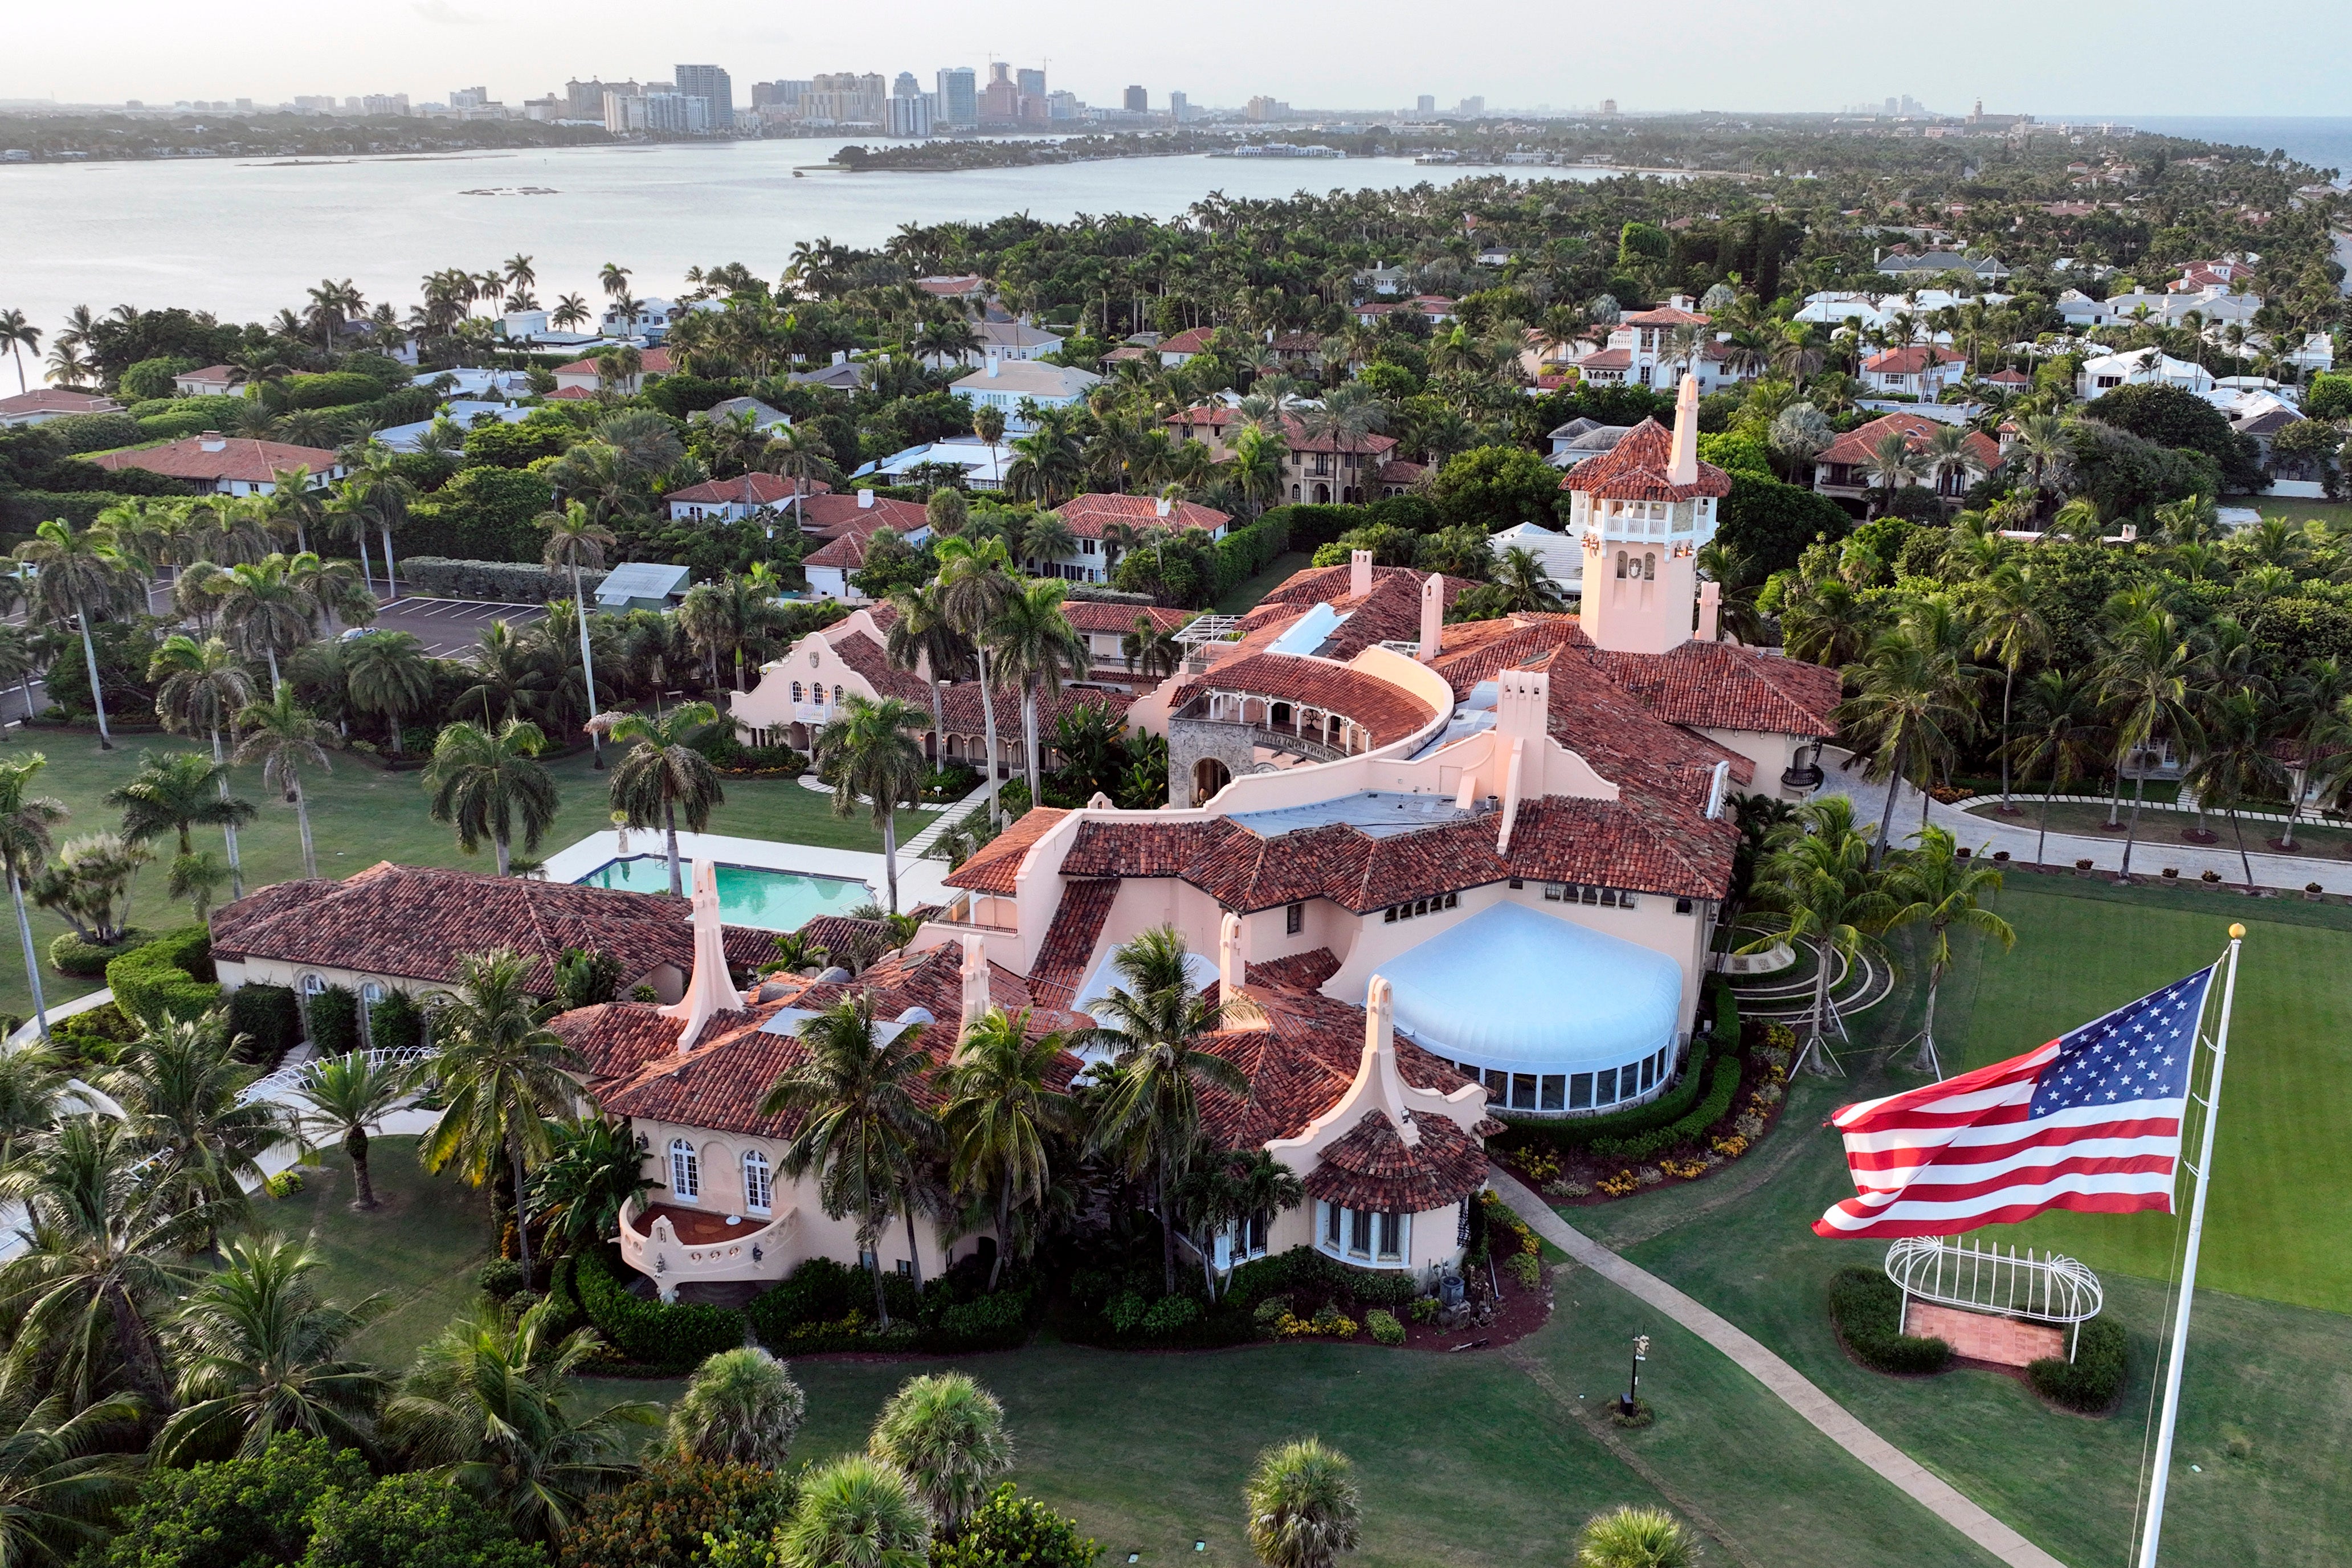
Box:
xmin=1489 ymin=1169 xmax=2064 ymax=1568
xmin=1822 ymin=760 xmax=2352 ymax=896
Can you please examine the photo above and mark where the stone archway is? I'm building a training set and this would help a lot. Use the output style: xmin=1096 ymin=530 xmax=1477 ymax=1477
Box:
xmin=1192 ymin=757 xmax=1232 ymax=806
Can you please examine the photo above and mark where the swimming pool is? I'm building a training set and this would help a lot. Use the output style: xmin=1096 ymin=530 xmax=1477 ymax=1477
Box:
xmin=578 ymin=857 xmax=872 ymax=930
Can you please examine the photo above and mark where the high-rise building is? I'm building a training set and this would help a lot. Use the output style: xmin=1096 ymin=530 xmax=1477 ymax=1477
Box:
xmin=979 ymin=62 xmax=1019 ymax=126
xmin=1599 ymin=98 xmax=1618 ymax=115
xmin=1124 ymin=85 xmax=1148 ymax=113
xmin=360 ymin=93 xmax=410 ymax=117
xmin=1046 ymin=90 xmax=1079 ymax=120
xmin=887 ymin=92 xmax=934 ymax=137
xmin=752 ymin=80 xmax=807 ymax=110
xmin=1457 ymin=95 xmax=1484 ymax=117
xmin=1169 ymin=91 xmax=1189 ymax=122
xmin=1884 ymin=96 xmax=1900 ymax=115
xmin=1416 ymin=94 xmax=1436 ymax=115
xmin=807 ymin=72 xmax=885 ymax=126
xmin=674 ymin=64 xmax=733 ymax=125
xmin=936 ymin=67 xmax=977 ymax=126
xmin=450 ymin=87 xmax=488 ymax=109
xmin=1016 ymin=67 xmax=1046 ymax=97
xmin=1246 ymin=95 xmax=1290 ymax=122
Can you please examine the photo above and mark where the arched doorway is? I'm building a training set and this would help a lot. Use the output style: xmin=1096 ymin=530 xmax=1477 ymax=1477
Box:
xmin=1192 ymin=757 xmax=1232 ymax=806
xmin=1314 ymin=483 xmax=1330 ymax=503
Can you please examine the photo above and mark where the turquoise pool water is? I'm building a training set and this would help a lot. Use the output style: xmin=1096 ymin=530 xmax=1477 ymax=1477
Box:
xmin=578 ymin=857 xmax=872 ymax=929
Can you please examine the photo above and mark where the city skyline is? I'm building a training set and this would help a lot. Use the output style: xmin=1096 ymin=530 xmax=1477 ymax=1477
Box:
xmin=7 ymin=0 xmax=2352 ymax=116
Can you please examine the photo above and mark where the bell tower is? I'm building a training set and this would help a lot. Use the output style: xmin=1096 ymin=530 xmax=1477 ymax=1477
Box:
xmin=1573 ymin=374 xmax=1724 ymax=656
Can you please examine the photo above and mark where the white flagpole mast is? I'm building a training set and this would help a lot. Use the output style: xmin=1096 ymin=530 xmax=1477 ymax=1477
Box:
xmin=2133 ymin=924 xmax=2244 ymax=1568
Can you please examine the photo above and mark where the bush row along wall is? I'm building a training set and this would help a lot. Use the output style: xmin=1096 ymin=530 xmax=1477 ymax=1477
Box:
xmin=401 ymin=557 xmax=612 ymax=603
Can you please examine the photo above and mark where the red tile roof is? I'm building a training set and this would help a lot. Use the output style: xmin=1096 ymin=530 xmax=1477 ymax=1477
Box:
xmin=668 ymin=472 xmax=800 ymax=506
xmin=1574 ymin=348 xmax=1634 ymax=370
xmin=1815 ymin=412 xmax=2000 ymax=471
xmin=1862 ymin=345 xmax=1966 ymax=374
xmin=916 ymin=275 xmax=988 ymax=296
xmin=1158 ymin=328 xmax=1216 ymax=355
xmin=1558 ymin=419 xmax=1732 ymax=502
xmin=1059 ymin=601 xmax=1194 ymax=636
xmin=798 ymin=491 xmax=929 ymax=540
xmin=1619 ymin=305 xmax=1711 ymax=327
xmin=1027 ymin=877 xmax=1118 ymax=1009
xmin=1301 ymin=1110 xmax=1489 ymax=1212
xmin=1193 ymin=986 xmax=1473 ymax=1150
xmin=211 ymin=862 xmax=773 ymax=995
xmin=1589 ymin=639 xmax=1840 ymax=738
xmin=942 ymin=808 xmax=1071 ymax=893
xmin=1171 ymin=652 xmax=1437 ymax=748
xmin=1055 ymin=492 xmax=1229 ymax=536
xmin=1163 ymin=405 xmax=1400 ymax=459
xmin=552 ymin=347 xmax=676 ymax=377
xmin=91 ymin=435 xmax=338 ymax=485
xmin=803 ymin=515 xmax=908 ymax=571
xmin=0 ymin=389 xmax=123 ymax=418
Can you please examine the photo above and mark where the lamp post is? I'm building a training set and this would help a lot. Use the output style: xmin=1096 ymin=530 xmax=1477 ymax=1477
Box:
xmin=1621 ymin=1333 xmax=1650 ymax=1417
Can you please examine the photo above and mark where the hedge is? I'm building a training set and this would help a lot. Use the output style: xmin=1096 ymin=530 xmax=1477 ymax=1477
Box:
xmin=105 ymin=925 xmax=220 ymax=1026
xmin=1493 ymin=1039 xmax=1715 ymax=1152
xmin=281 ymin=370 xmax=391 ymax=410
xmin=227 ymin=982 xmax=302 ymax=1066
xmin=1589 ymin=1052 xmax=1744 ymax=1159
xmin=743 ymin=1253 xmax=1033 ymax=1355
xmin=50 ymin=929 xmax=147 ymax=978
xmin=574 ymin=1244 xmax=747 ymax=1371
xmin=368 ymin=987 xmax=424 ymax=1052
xmin=1210 ymin=509 xmax=1293 ymax=601
xmin=1828 ymin=1268 xmax=1953 ymax=1375
xmin=401 ymin=556 xmax=610 ymax=603
xmin=2028 ymin=1316 xmax=2128 ymax=1412
xmin=307 ymin=984 xmax=361 ymax=1053
xmin=1224 ymin=1246 xmax=1420 ymax=1311
xmin=39 ymin=413 xmax=146 ymax=454
xmin=1710 ymin=980 xmax=1741 ymax=1045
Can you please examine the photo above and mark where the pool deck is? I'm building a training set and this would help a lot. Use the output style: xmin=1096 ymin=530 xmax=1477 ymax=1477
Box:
xmin=542 ymin=829 xmax=953 ymax=915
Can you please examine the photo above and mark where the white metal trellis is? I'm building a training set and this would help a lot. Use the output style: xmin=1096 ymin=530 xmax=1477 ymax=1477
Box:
xmin=1884 ymin=1234 xmax=2105 ymax=1362
xmin=238 ymin=1046 xmax=439 ymax=1107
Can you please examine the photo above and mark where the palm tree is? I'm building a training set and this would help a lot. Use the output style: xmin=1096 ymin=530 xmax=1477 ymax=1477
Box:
xmin=1967 ymin=563 xmax=2050 ymax=814
xmin=0 ymin=309 xmax=39 ymax=394
xmin=668 ymin=1347 xmax=805 ymax=1470
xmin=777 ymin=1454 xmax=932 ymax=1568
xmin=424 ymin=719 xmax=560 ymax=876
xmin=105 ymin=748 xmax=256 ymax=869
xmin=940 ymin=1008 xmax=1072 ymax=1290
xmin=2003 ymin=669 xmax=2107 ymax=867
xmin=0 ymin=1391 xmax=140 ymax=1567
xmin=1078 ymin=928 xmax=1248 ymax=1293
xmin=418 ymin=948 xmax=582 ymax=1280
xmin=1836 ymin=601 xmax=1980 ymax=865
xmin=534 ymin=500 xmax=618 ymax=769
xmin=1574 ymin=1506 xmax=1698 ymax=1568
xmin=2279 ymin=659 xmax=2352 ymax=851
xmin=1882 ymin=826 xmax=2016 ymax=1077
xmin=2097 ymin=610 xmax=2202 ymax=881
xmin=760 ymin=996 xmax=937 ymax=1326
xmin=550 ymin=293 xmax=590 ymax=332
xmin=0 ymin=1044 xmax=68 ymax=1170
xmin=385 ymin=1299 xmax=658 ymax=1545
xmin=1244 ymin=1438 xmax=1360 ymax=1568
xmin=0 ymin=1116 xmax=216 ymax=1410
xmin=529 ymin=1114 xmax=654 ymax=1256
xmin=883 ymin=583 xmax=966 ymax=758
xmin=149 ymin=635 xmax=259 ymax=897
xmin=934 ymin=536 xmax=1016 ymax=824
xmin=1123 ymin=615 xmax=1184 ymax=683
xmin=989 ymin=578 xmax=1088 ymax=809
xmin=289 ymin=1050 xmax=410 ymax=1210
xmin=599 ymin=703 xmax=726 ymax=898
xmin=1864 ymin=431 xmax=1926 ymax=517
xmin=0 ymin=622 xmax=40 ymax=726
xmin=811 ymin=695 xmax=930 ymax=914
xmin=2184 ymin=689 xmax=2288 ymax=890
xmin=1746 ymin=796 xmax=1893 ymax=1072
xmin=100 ymin=1016 xmax=289 ymax=1236
xmin=0 ymin=757 xmax=66 ymax=1040
xmin=154 ymin=1234 xmax=387 ymax=1465
xmin=868 ymin=1372 xmax=1012 ymax=1532
xmin=15 ymin=518 xmax=138 ymax=749
xmin=343 ymin=628 xmax=434 ymax=754
xmin=1492 ymin=545 xmax=1565 ymax=613
xmin=217 ymin=556 xmax=317 ymax=694
xmin=234 ymin=689 xmax=332 ymax=879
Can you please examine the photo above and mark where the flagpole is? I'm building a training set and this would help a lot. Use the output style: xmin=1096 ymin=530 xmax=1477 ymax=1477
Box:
xmin=2133 ymin=924 xmax=2244 ymax=1568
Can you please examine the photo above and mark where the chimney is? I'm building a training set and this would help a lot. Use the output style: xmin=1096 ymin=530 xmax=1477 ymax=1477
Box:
xmin=1349 ymin=548 xmax=1373 ymax=600
xmin=1357 ymin=975 xmax=1419 ymax=1145
xmin=199 ymin=430 xmax=226 ymax=451
xmin=1668 ymin=373 xmax=1700 ymax=488
xmin=958 ymin=933 xmax=989 ymax=1035
xmin=1219 ymin=910 xmax=1247 ymax=999
xmin=657 ymin=860 xmax=745 ymax=1051
xmin=1155 ymin=495 xmax=1172 ymax=518
xmin=1697 ymin=579 xmax=1721 ymax=641
xmin=856 ymin=488 xmax=874 ymax=509
xmin=831 ymin=349 xmax=847 ymax=366
xmin=986 ymin=357 xmax=1000 ymax=378
xmin=1418 ymin=573 xmax=1443 ymax=663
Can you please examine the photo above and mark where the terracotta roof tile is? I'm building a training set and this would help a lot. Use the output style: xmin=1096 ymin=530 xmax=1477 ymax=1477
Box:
xmin=1589 ymin=640 xmax=1840 ymax=738
xmin=1559 ymin=418 xmax=1732 ymax=502
xmin=92 ymin=436 xmax=339 ymax=485
xmin=1245 ymin=948 xmax=1341 ymax=991
xmin=667 ymin=472 xmax=798 ymax=506
xmin=1815 ymin=413 xmax=2001 ymax=471
xmin=1170 ymin=652 xmax=1436 ymax=747
xmin=1301 ymin=1111 xmax=1489 ymax=1212
xmin=1055 ymin=493 xmax=1228 ymax=536
xmin=942 ymin=808 xmax=1070 ymax=893
xmin=1027 ymin=877 xmax=1118 ymax=1009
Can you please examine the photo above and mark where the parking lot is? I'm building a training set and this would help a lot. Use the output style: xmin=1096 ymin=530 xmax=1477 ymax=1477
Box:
xmin=368 ymin=597 xmax=548 ymax=656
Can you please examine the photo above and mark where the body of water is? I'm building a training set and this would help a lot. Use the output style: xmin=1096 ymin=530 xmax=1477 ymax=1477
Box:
xmin=578 ymin=855 xmax=870 ymax=929
xmin=2083 ymin=116 xmax=2352 ymax=178
xmin=0 ymin=139 xmax=1567 ymax=345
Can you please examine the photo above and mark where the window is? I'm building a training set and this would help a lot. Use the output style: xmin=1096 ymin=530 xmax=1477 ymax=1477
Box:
xmin=1596 ymin=1067 xmax=1618 ymax=1105
xmin=1676 ymin=897 xmax=1693 ymax=914
xmin=1348 ymin=1207 xmax=1372 ymax=1257
xmin=669 ymin=1138 xmax=700 ymax=1199
xmin=1324 ymin=1201 xmax=1342 ymax=1246
xmin=1375 ymin=1211 xmax=1402 ymax=1260
xmin=302 ymin=974 xmax=326 ymax=998
xmin=1243 ymin=1209 xmax=1269 ymax=1257
xmin=1512 ymin=1073 xmax=1537 ymax=1110
xmin=743 ymin=1150 xmax=773 ymax=1214
xmin=1509 ymin=877 xmax=1524 ymax=889
xmin=1285 ymin=901 xmax=1304 ymax=936
xmin=1541 ymin=1074 xmax=1565 ymax=1111
xmin=1640 ymin=1054 xmax=1657 ymax=1091
xmin=1544 ymin=882 xmax=1565 ymax=901
xmin=1483 ymin=1068 xmax=1508 ymax=1102
xmin=791 ymin=681 xmax=803 ymax=701
xmin=833 ymin=684 xmax=846 ymax=704
xmin=1570 ymin=1072 xmax=1593 ymax=1109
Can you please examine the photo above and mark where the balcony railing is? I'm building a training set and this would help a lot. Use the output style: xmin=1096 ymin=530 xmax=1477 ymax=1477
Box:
xmin=1173 ymin=697 xmax=1347 ymax=761
xmin=620 ymin=1197 xmax=799 ymax=1297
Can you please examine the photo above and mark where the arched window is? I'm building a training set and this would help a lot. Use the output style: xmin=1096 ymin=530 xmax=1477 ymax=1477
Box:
xmin=1614 ymin=550 xmax=1628 ymax=579
xmin=834 ymin=684 xmax=846 ymax=705
xmin=742 ymin=1150 xmax=773 ymax=1214
xmin=302 ymin=973 xmax=327 ymax=998
xmin=791 ymin=681 xmax=803 ymax=701
xmin=669 ymin=1138 xmax=699 ymax=1199
xmin=1643 ymin=552 xmax=1656 ymax=579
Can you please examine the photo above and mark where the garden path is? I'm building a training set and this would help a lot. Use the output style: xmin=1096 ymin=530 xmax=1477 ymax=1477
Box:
xmin=1489 ymin=1167 xmax=2067 ymax=1568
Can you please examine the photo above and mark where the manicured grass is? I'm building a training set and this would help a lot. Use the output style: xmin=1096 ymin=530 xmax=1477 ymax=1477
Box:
xmin=0 ymin=733 xmax=885 ymax=1023
xmin=1962 ymin=797 xmax=2350 ymax=857
xmin=1214 ymin=550 xmax=1313 ymax=615
xmin=2232 ymin=495 xmax=2352 ymax=531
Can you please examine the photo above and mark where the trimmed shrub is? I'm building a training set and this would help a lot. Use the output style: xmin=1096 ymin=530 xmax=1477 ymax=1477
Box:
xmin=366 ymin=986 xmax=424 ymax=1052
xmin=1366 ymin=1308 xmax=1405 ymax=1345
xmin=1494 ymin=1040 xmax=1715 ymax=1153
xmin=557 ymin=1461 xmax=795 ymax=1568
xmin=297 ymin=1470 xmax=545 ymax=1568
xmin=1828 ymin=1268 xmax=1952 ymax=1375
xmin=106 ymin=925 xmax=220 ymax=1026
xmin=932 ymin=1484 xmax=1099 ymax=1568
xmin=282 ymin=371 xmax=390 ymax=411
xmin=1141 ymin=1294 xmax=1200 ymax=1337
xmin=1589 ymin=1054 xmax=1744 ymax=1159
xmin=1709 ymin=980 xmax=1740 ymax=1044
xmin=227 ymin=982 xmax=302 ymax=1065
xmin=306 ymin=984 xmax=361 ymax=1053
xmin=103 ymin=1431 xmax=370 ymax=1568
xmin=120 ymin=356 xmax=202 ymax=402
xmin=1224 ymin=1245 xmax=1419 ymax=1312
xmin=51 ymin=928 xmax=145 ymax=977
xmin=928 ymin=1286 xmax=1033 ymax=1352
xmin=574 ymin=1245 xmax=745 ymax=1372
xmin=401 ymin=556 xmax=609 ymax=603
xmin=478 ymin=1258 xmax=527 ymax=1299
xmin=40 ymin=412 xmax=146 ymax=455
xmin=2028 ymin=1316 xmax=2129 ymax=1412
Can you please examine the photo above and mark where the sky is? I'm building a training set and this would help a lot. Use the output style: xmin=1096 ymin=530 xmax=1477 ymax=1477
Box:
xmin=6 ymin=0 xmax=2352 ymax=118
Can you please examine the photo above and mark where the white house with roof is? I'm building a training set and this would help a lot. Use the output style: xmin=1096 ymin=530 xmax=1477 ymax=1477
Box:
xmin=666 ymin=472 xmax=805 ymax=525
xmin=0 ymin=389 xmax=124 ymax=427
xmin=950 ymin=359 xmax=1101 ymax=427
xmin=89 ymin=434 xmax=343 ymax=496
xmin=550 ymin=348 xmax=675 ymax=395
xmin=1565 ymin=299 xmax=1746 ymax=393
xmin=2077 ymin=350 xmax=2215 ymax=399
xmin=1028 ymin=494 xmax=1230 ymax=583
xmin=853 ymin=438 xmax=1012 ymax=492
xmin=1860 ymin=345 xmax=1969 ymax=399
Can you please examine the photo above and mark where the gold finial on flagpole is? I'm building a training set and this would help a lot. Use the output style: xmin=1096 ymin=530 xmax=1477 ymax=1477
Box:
xmin=2229 ymin=923 xmax=2245 ymax=939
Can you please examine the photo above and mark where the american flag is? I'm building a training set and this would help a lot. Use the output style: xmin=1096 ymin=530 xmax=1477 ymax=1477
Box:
xmin=1814 ymin=967 xmax=2216 ymax=1240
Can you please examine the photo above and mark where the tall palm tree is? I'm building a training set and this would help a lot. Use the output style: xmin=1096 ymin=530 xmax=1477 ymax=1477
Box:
xmin=149 ymin=635 xmax=258 ymax=897
xmin=1574 ymin=1506 xmax=1697 ymax=1568
xmin=105 ymin=749 xmax=255 ymax=867
xmin=1078 ymin=927 xmax=1248 ymax=1293
xmin=883 ymin=582 xmax=967 ymax=758
xmin=217 ymin=556 xmax=316 ymax=695
xmin=424 ymin=718 xmax=559 ymax=876
xmin=99 ymin=1016 xmax=289 ymax=1238
xmin=1123 ymin=615 xmax=1184 ymax=683
xmin=536 ymin=500 xmax=618 ymax=769
xmin=940 ymin=1008 xmax=1072 ymax=1290
xmin=934 ymin=535 xmax=1017 ymax=824
xmin=2282 ymin=660 xmax=2352 ymax=851
xmin=529 ymin=1114 xmax=654 ymax=1256
xmin=868 ymin=1372 xmax=1012 ymax=1532
xmin=1746 ymin=796 xmax=1893 ymax=1072
xmin=1882 ymin=826 xmax=2016 ymax=1077
xmin=777 ymin=1454 xmax=931 ymax=1568
xmin=0 ymin=757 xmax=66 ymax=1040
xmin=385 ymin=1299 xmax=658 ymax=1545
xmin=2097 ymin=609 xmax=2202 ymax=881
xmin=417 ymin=948 xmax=582 ymax=1280
xmin=234 ymin=689 xmax=332 ymax=879
xmin=154 ymin=1234 xmax=387 ymax=1466
xmin=599 ymin=703 xmax=725 ymax=898
xmin=0 ymin=309 xmax=39 ymax=394
xmin=667 ymin=1347 xmax=805 ymax=1471
xmin=1244 ymin=1438 xmax=1361 ymax=1568
xmin=289 ymin=1050 xmax=411 ymax=1211
xmin=342 ymin=629 xmax=434 ymax=755
xmin=812 ymin=696 xmax=930 ymax=914
xmin=1966 ymin=562 xmax=2050 ymax=815
xmin=1863 ymin=431 xmax=1926 ymax=517
xmin=0 ymin=1390 xmax=141 ymax=1567
xmin=0 ymin=1116 xmax=217 ymax=1410
xmin=1836 ymin=599 xmax=1980 ymax=865
xmin=988 ymin=578 xmax=1088 ymax=809
xmin=0 ymin=1044 xmax=68 ymax=1171
xmin=2184 ymin=689 xmax=2288 ymax=891
xmin=2002 ymin=669 xmax=2106 ymax=867
xmin=760 ymin=997 xmax=938 ymax=1326
xmin=15 ymin=518 xmax=138 ymax=749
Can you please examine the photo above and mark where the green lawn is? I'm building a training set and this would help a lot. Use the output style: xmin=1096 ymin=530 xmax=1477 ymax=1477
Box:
xmin=2231 ymin=495 xmax=2352 ymax=531
xmin=0 ymin=733 xmax=886 ymax=1023
xmin=1961 ymin=797 xmax=2347 ymax=857
xmin=1215 ymin=551 xmax=1313 ymax=615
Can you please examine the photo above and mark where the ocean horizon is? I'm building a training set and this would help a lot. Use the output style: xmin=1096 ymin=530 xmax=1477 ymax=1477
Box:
xmin=2063 ymin=115 xmax=2352 ymax=177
